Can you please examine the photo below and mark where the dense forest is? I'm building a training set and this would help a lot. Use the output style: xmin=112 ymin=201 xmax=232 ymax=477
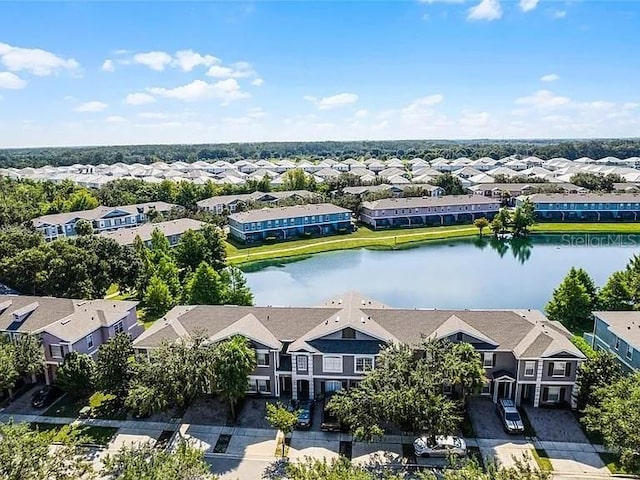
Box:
xmin=1 ymin=139 xmax=639 ymax=168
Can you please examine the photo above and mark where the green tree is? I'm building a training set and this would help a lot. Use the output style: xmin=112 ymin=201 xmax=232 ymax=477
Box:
xmin=201 ymin=224 xmax=228 ymax=271
xmin=186 ymin=262 xmax=226 ymax=305
xmin=583 ymin=372 xmax=640 ymax=473
xmin=491 ymin=208 xmax=511 ymax=236
xmin=213 ymin=335 xmax=257 ymax=419
xmin=598 ymin=271 xmax=633 ymax=311
xmin=102 ymin=439 xmax=217 ymax=480
xmin=96 ymin=333 xmax=134 ymax=398
xmin=576 ymin=351 xmax=624 ymax=411
xmin=265 ymin=402 xmax=298 ymax=457
xmin=446 ymin=342 xmax=486 ymax=406
xmin=0 ymin=421 xmax=94 ymax=480
xmin=0 ymin=341 xmax=18 ymax=398
xmin=56 ymin=352 xmax=97 ymax=398
xmin=74 ymin=219 xmax=94 ymax=236
xmin=175 ymin=229 xmax=207 ymax=274
xmin=221 ymin=267 xmax=253 ymax=306
xmin=473 ymin=217 xmax=490 ymax=237
xmin=282 ymin=168 xmax=311 ymax=191
xmin=143 ymin=275 xmax=174 ymax=317
xmin=0 ymin=227 xmax=44 ymax=259
xmin=14 ymin=333 xmax=44 ymax=382
xmin=150 ymin=228 xmax=171 ymax=257
xmin=545 ymin=272 xmax=593 ymax=331
xmin=154 ymin=255 xmax=182 ymax=301
xmin=64 ymin=189 xmax=99 ymax=212
xmin=433 ymin=173 xmax=465 ymax=195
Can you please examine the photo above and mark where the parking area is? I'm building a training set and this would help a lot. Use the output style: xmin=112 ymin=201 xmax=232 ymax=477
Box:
xmin=522 ymin=406 xmax=588 ymax=443
xmin=1 ymin=384 xmax=53 ymax=416
xmin=468 ymin=397 xmax=525 ymax=440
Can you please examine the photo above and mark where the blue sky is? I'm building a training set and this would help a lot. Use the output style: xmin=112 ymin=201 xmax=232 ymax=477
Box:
xmin=0 ymin=1 xmax=638 ymax=147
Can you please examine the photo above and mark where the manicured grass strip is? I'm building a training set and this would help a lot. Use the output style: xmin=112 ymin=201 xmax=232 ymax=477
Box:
xmin=531 ymin=448 xmax=553 ymax=472
xmin=599 ymin=452 xmax=634 ymax=475
xmin=32 ymin=423 xmax=118 ymax=446
xmin=225 ymin=222 xmax=640 ymax=266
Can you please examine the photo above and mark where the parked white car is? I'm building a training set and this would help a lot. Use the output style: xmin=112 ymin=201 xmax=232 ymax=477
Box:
xmin=413 ymin=435 xmax=467 ymax=457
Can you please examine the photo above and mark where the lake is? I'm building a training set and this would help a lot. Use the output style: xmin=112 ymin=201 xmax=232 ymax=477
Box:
xmin=243 ymin=233 xmax=640 ymax=309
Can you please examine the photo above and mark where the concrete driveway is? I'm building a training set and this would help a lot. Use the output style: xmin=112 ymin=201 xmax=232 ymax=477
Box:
xmin=536 ymin=441 xmax=609 ymax=476
xmin=475 ymin=438 xmax=537 ymax=469
xmin=522 ymin=406 xmax=588 ymax=443
xmin=1 ymin=384 xmax=54 ymax=415
xmin=468 ymin=397 xmax=525 ymax=440
xmin=288 ymin=430 xmax=341 ymax=461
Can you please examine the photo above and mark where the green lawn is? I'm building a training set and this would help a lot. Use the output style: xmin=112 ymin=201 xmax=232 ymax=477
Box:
xmin=32 ymin=423 xmax=118 ymax=446
xmin=225 ymin=222 xmax=640 ymax=266
xmin=531 ymin=448 xmax=553 ymax=472
xmin=44 ymin=392 xmax=128 ymax=420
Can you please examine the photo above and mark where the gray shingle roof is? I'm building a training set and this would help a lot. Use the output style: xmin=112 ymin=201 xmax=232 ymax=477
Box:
xmin=32 ymin=202 xmax=178 ymax=227
xmin=362 ymin=195 xmax=500 ymax=210
xmin=98 ymin=219 xmax=205 ymax=246
xmin=594 ymin=311 xmax=640 ymax=348
xmin=228 ymin=203 xmax=352 ymax=223
xmin=523 ymin=193 xmax=640 ymax=203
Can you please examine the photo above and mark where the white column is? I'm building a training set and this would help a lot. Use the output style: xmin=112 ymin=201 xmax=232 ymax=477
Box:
xmin=307 ymin=354 xmax=315 ymax=399
xmin=533 ymin=361 xmax=544 ymax=408
xmin=291 ymin=355 xmax=299 ymax=401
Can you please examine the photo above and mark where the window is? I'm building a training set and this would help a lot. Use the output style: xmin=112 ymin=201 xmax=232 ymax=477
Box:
xmin=296 ymin=355 xmax=308 ymax=371
xmin=114 ymin=321 xmax=124 ymax=334
xmin=546 ymin=386 xmax=562 ymax=403
xmin=615 ymin=337 xmax=620 ymax=350
xmin=551 ymin=361 xmax=567 ymax=377
xmin=482 ymin=352 xmax=494 ymax=368
xmin=341 ymin=327 xmax=356 ymax=339
xmin=323 ymin=356 xmax=343 ymax=373
xmin=481 ymin=381 xmax=491 ymax=396
xmin=50 ymin=345 xmax=63 ymax=359
xmin=524 ymin=361 xmax=536 ymax=377
xmin=255 ymin=379 xmax=270 ymax=393
xmin=256 ymin=351 xmax=270 ymax=367
xmin=355 ymin=357 xmax=373 ymax=373
xmin=86 ymin=333 xmax=94 ymax=350
xmin=627 ymin=345 xmax=633 ymax=360
xmin=325 ymin=380 xmax=342 ymax=392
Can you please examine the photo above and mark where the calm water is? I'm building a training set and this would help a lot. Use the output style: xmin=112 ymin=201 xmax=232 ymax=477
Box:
xmin=243 ymin=234 xmax=640 ymax=309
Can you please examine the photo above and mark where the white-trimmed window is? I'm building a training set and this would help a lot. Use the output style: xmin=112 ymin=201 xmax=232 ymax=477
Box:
xmin=626 ymin=345 xmax=633 ymax=360
xmin=114 ymin=321 xmax=124 ymax=334
xmin=524 ymin=361 xmax=536 ymax=377
xmin=325 ymin=380 xmax=342 ymax=392
xmin=355 ymin=356 xmax=373 ymax=373
xmin=257 ymin=379 xmax=271 ymax=393
xmin=481 ymin=381 xmax=491 ymax=396
xmin=256 ymin=351 xmax=270 ymax=367
xmin=615 ymin=337 xmax=620 ymax=350
xmin=296 ymin=355 xmax=308 ymax=372
xmin=552 ymin=361 xmax=567 ymax=377
xmin=323 ymin=356 xmax=343 ymax=373
xmin=50 ymin=344 xmax=63 ymax=359
xmin=86 ymin=333 xmax=94 ymax=350
xmin=482 ymin=352 xmax=494 ymax=368
xmin=546 ymin=386 xmax=562 ymax=403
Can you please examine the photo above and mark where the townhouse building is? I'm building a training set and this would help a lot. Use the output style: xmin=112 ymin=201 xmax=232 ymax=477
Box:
xmin=516 ymin=193 xmax=640 ymax=221
xmin=32 ymin=201 xmax=178 ymax=241
xmin=469 ymin=183 xmax=587 ymax=199
xmin=0 ymin=295 xmax=141 ymax=383
xmin=98 ymin=218 xmax=205 ymax=247
xmin=590 ymin=311 xmax=640 ymax=372
xmin=360 ymin=195 xmax=501 ymax=229
xmin=196 ymin=190 xmax=317 ymax=215
xmin=227 ymin=203 xmax=353 ymax=243
xmin=133 ymin=292 xmax=585 ymax=408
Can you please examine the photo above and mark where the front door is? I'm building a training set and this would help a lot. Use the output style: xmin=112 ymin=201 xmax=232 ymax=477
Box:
xmin=281 ymin=376 xmax=292 ymax=396
xmin=297 ymin=379 xmax=310 ymax=400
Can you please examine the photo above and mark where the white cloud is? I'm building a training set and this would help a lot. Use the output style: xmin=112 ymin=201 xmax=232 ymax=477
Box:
xmin=0 ymin=71 xmax=26 ymax=89
xmin=467 ymin=0 xmax=502 ymax=21
xmin=251 ymin=78 xmax=264 ymax=87
xmin=105 ymin=116 xmax=127 ymax=123
xmin=101 ymin=59 xmax=115 ymax=72
xmin=206 ymin=62 xmax=254 ymax=79
xmin=540 ymin=73 xmax=559 ymax=82
xmin=133 ymin=51 xmax=173 ymax=71
xmin=519 ymin=0 xmax=538 ymax=12
xmin=459 ymin=111 xmax=490 ymax=127
xmin=305 ymin=92 xmax=359 ymax=110
xmin=553 ymin=10 xmax=567 ymax=19
xmin=0 ymin=42 xmax=79 ymax=76
xmin=515 ymin=89 xmax=570 ymax=108
xmin=173 ymin=50 xmax=219 ymax=71
xmin=148 ymin=79 xmax=250 ymax=103
xmin=125 ymin=93 xmax=156 ymax=105
xmin=354 ymin=109 xmax=369 ymax=119
xmin=74 ymin=101 xmax=108 ymax=112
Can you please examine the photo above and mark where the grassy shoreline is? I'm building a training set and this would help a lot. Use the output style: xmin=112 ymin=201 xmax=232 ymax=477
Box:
xmin=225 ymin=223 xmax=640 ymax=266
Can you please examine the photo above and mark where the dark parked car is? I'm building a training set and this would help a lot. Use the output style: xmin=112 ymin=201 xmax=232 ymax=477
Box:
xmin=320 ymin=393 xmax=342 ymax=432
xmin=31 ymin=385 xmax=62 ymax=409
xmin=296 ymin=400 xmax=314 ymax=429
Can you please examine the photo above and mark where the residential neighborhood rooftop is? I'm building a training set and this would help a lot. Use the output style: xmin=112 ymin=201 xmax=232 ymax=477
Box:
xmin=227 ymin=203 xmax=352 ymax=223
xmin=593 ymin=311 xmax=640 ymax=346
xmin=98 ymin=218 xmax=205 ymax=245
xmin=362 ymin=195 xmax=499 ymax=210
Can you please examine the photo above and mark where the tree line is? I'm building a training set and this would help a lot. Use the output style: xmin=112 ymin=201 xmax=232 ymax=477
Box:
xmin=2 ymin=138 xmax=640 ymax=168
